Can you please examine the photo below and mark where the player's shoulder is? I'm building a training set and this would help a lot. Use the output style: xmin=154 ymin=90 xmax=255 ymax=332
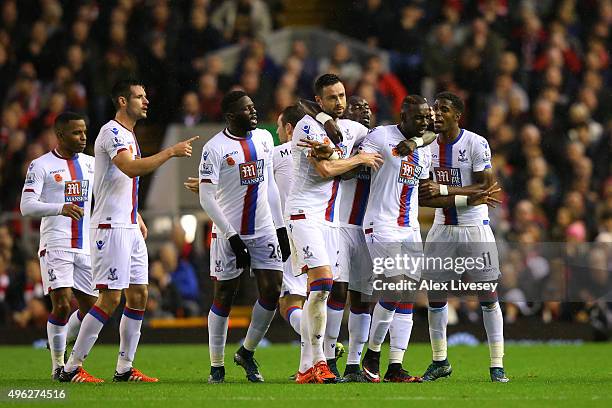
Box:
xmin=78 ymin=152 xmax=95 ymax=162
xmin=461 ymin=129 xmax=487 ymax=145
xmin=295 ymin=114 xmax=322 ymax=135
xmin=203 ymin=129 xmax=229 ymax=149
xmin=366 ymin=124 xmax=392 ymax=140
xmin=274 ymin=141 xmax=292 ymax=154
xmin=29 ymin=151 xmax=55 ymax=169
xmin=338 ymin=118 xmax=367 ymax=132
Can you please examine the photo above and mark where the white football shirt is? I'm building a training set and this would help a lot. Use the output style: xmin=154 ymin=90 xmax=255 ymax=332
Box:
xmin=272 ymin=141 xmax=293 ymax=212
xmin=199 ymin=128 xmax=276 ymax=238
xmin=21 ymin=150 xmax=95 ymax=253
xmin=285 ymin=115 xmax=367 ymax=224
xmin=361 ymin=125 xmax=431 ymax=229
xmin=91 ymin=120 xmax=141 ymax=228
xmin=429 ymin=129 xmax=492 ymax=226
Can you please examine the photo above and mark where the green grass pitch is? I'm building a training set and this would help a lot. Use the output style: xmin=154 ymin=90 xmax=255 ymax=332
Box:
xmin=1 ymin=343 xmax=611 ymax=407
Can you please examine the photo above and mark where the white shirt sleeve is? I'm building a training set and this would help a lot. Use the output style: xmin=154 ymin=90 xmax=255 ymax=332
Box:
xmin=293 ymin=117 xmax=327 ymax=157
xmin=419 ymin=148 xmax=432 ymax=180
xmin=266 ymin=139 xmax=284 ymax=228
xmin=199 ymin=143 xmax=221 ymax=184
xmin=20 ymin=160 xmax=63 ymax=217
xmin=199 ymin=182 xmax=237 ymax=239
xmin=359 ymin=127 xmax=383 ymax=154
xmin=472 ymin=136 xmax=492 ymax=172
xmin=100 ymin=128 xmax=130 ymax=160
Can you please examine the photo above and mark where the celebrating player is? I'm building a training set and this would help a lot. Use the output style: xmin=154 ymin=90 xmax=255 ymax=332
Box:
xmin=285 ymin=74 xmax=383 ymax=383
xmin=358 ymin=95 xmax=434 ymax=383
xmin=419 ymin=92 xmax=509 ymax=383
xmin=20 ymin=112 xmax=97 ymax=380
xmin=59 ymin=79 xmax=198 ymax=383
xmin=199 ymin=91 xmax=290 ymax=383
xmin=274 ymin=105 xmax=308 ymax=337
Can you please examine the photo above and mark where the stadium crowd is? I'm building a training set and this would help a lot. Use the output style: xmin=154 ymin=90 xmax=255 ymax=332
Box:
xmin=0 ymin=0 xmax=610 ymax=333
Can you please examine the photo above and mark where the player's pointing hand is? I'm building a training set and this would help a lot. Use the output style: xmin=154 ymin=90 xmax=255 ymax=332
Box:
xmin=171 ymin=135 xmax=200 ymax=157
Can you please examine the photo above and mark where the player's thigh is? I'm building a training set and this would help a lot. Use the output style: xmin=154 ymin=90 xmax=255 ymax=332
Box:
xmin=423 ymin=224 xmax=458 ymax=282
xmin=365 ymin=227 xmax=404 ymax=278
xmin=129 ymin=229 xmax=149 ymax=286
xmin=246 ymin=233 xmax=283 ymax=273
xmin=210 ymin=233 xmax=242 ymax=281
xmin=91 ymin=228 xmax=131 ymax=290
xmin=345 ymin=228 xmax=374 ymax=296
xmin=40 ymin=250 xmax=76 ymax=295
xmin=287 ymin=219 xmax=332 ymax=276
xmin=281 ymin=261 xmax=307 ymax=297
xmin=336 ymin=227 xmax=353 ymax=283
xmin=73 ymin=253 xmax=97 ymax=297
xmin=459 ymin=225 xmax=501 ymax=282
xmin=399 ymin=227 xmax=424 ymax=281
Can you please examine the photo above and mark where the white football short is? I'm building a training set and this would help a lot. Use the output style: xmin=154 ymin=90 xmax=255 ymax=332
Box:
xmin=280 ymin=260 xmax=307 ymax=297
xmin=287 ymin=217 xmax=339 ymax=278
xmin=210 ymin=232 xmax=283 ymax=281
xmin=422 ymin=224 xmax=500 ymax=282
xmin=337 ymin=226 xmax=374 ymax=295
xmin=39 ymin=249 xmax=97 ymax=296
xmin=364 ymin=225 xmax=423 ymax=281
xmin=91 ymin=227 xmax=148 ymax=290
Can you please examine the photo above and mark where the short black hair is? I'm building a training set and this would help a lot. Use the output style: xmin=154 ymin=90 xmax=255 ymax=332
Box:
xmin=348 ymin=95 xmax=367 ymax=106
xmin=401 ymin=94 xmax=428 ymax=111
xmin=221 ymin=90 xmax=248 ymax=115
xmin=280 ymin=105 xmax=304 ymax=127
xmin=54 ymin=111 xmax=86 ymax=134
xmin=435 ymin=91 xmax=464 ymax=114
xmin=111 ymin=79 xmax=143 ymax=110
xmin=314 ymin=73 xmax=342 ymax=96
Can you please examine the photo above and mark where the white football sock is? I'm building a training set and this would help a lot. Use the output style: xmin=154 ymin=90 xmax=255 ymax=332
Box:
xmin=65 ymin=306 xmax=109 ymax=372
xmin=299 ymin=299 xmax=313 ymax=373
xmin=389 ymin=305 xmax=413 ymax=364
xmin=482 ymin=302 xmax=504 ymax=367
xmin=287 ymin=306 xmax=302 ymax=335
xmin=305 ymin=289 xmax=329 ymax=365
xmin=66 ymin=310 xmax=84 ymax=345
xmin=208 ymin=301 xmax=230 ymax=367
xmin=347 ymin=307 xmax=371 ymax=365
xmin=116 ymin=307 xmax=144 ymax=374
xmin=368 ymin=302 xmax=396 ymax=352
xmin=323 ymin=299 xmax=345 ymax=360
xmin=47 ymin=313 xmax=68 ymax=371
xmin=242 ymin=299 xmax=277 ymax=352
xmin=428 ymin=304 xmax=448 ymax=361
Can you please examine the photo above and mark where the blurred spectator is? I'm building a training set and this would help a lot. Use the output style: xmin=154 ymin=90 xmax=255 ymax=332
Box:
xmin=198 ymin=73 xmax=223 ymax=122
xmin=211 ymin=0 xmax=272 ymax=44
xmin=178 ymin=91 xmax=204 ymax=127
xmin=159 ymin=242 xmax=200 ymax=316
xmin=149 ymin=260 xmax=184 ymax=318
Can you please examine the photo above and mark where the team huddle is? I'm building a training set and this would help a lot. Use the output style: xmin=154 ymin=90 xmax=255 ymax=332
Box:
xmin=21 ymin=74 xmax=509 ymax=384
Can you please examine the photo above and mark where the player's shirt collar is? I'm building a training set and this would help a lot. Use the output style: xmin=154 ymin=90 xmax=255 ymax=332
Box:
xmin=223 ymin=128 xmax=253 ymax=140
xmin=437 ymin=128 xmax=464 ymax=146
xmin=52 ymin=148 xmax=78 ymax=161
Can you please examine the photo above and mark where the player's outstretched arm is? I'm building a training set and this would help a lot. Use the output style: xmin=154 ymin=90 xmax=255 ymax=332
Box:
xmin=113 ymin=136 xmax=199 ymax=178
xmin=420 ymin=181 xmax=502 ymax=208
xmin=184 ymin=177 xmax=199 ymax=194
xmin=309 ymin=150 xmax=383 ymax=178
xmin=420 ymin=168 xmax=496 ymax=199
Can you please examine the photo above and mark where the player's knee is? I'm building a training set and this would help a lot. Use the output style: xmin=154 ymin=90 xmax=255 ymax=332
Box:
xmin=309 ymin=289 xmax=329 ymax=304
xmin=53 ymin=299 xmax=72 ymax=319
xmin=428 ymin=301 xmax=448 ymax=309
xmin=480 ymin=301 xmax=498 ymax=310
xmin=330 ymin=282 xmax=348 ymax=303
